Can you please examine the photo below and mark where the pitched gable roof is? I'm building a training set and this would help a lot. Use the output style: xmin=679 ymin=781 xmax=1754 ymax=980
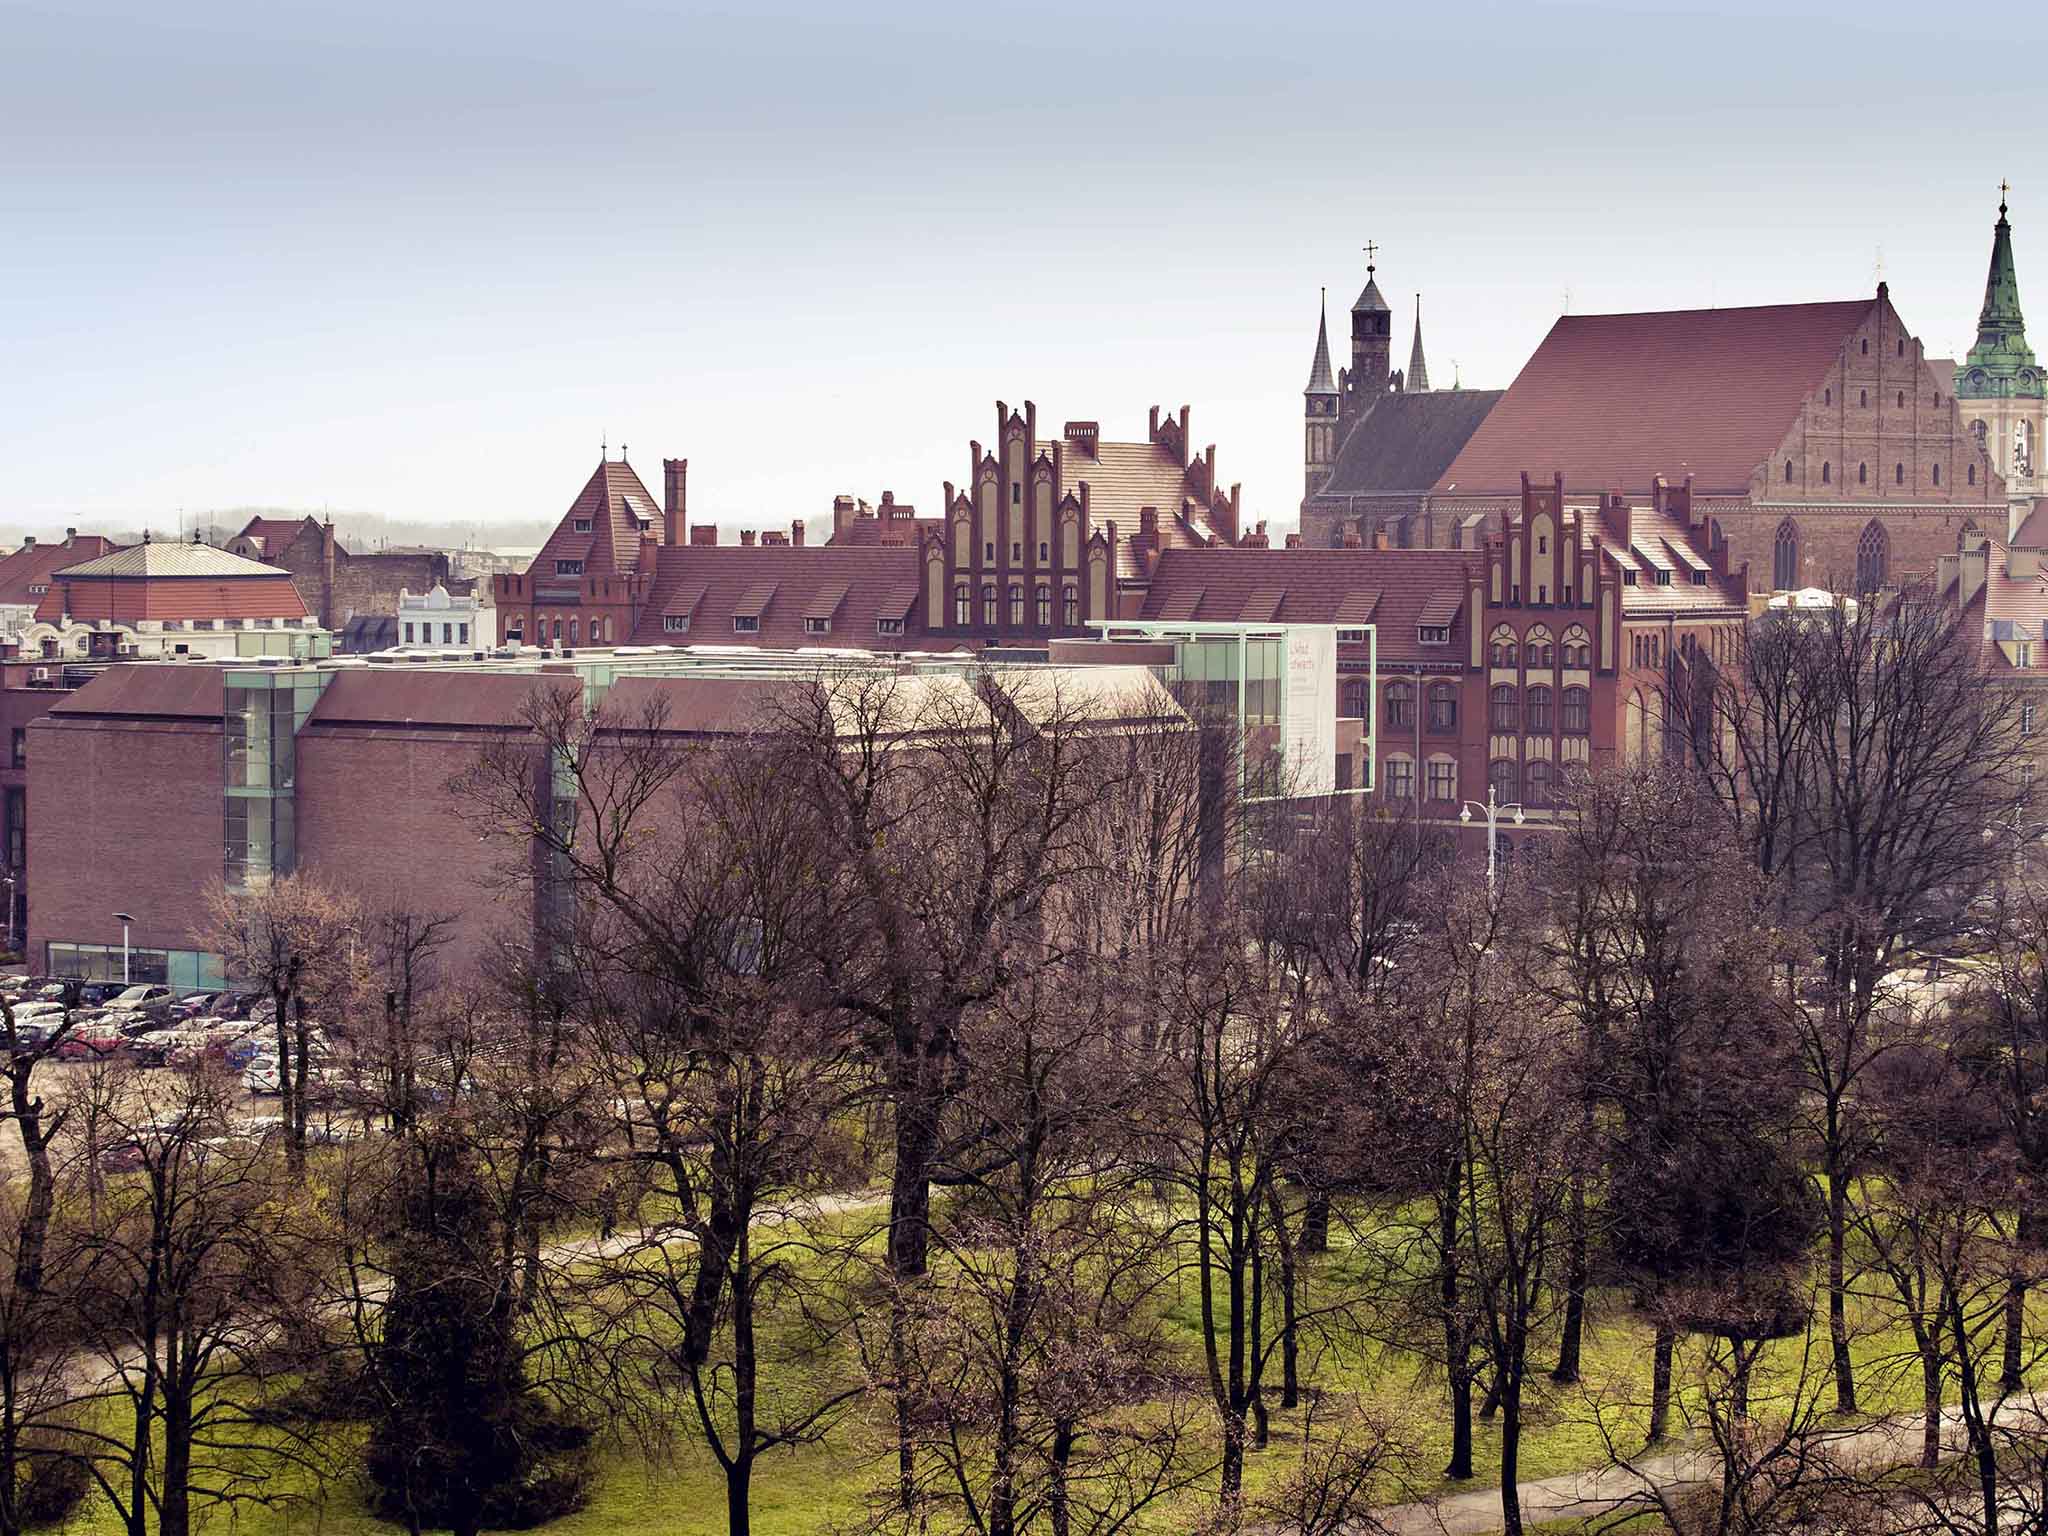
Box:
xmin=1055 ymin=439 xmax=1217 ymax=577
xmin=528 ymin=459 xmax=663 ymax=580
xmin=0 ymin=534 xmax=121 ymax=606
xmin=627 ymin=545 xmax=926 ymax=648
xmin=1137 ymin=547 xmax=1480 ymax=665
xmin=1314 ymin=389 xmax=1504 ymax=499
xmin=232 ymin=516 xmax=317 ymax=555
xmin=1435 ymin=299 xmax=1877 ymax=495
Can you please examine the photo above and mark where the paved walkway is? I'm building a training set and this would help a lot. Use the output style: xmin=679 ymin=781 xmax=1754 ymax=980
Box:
xmin=1366 ymin=1393 xmax=2047 ymax=1534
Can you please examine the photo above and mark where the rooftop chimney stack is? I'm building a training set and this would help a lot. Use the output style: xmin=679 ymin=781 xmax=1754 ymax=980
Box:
xmin=739 ymin=530 xmax=757 ymax=548
xmin=662 ymin=459 xmax=687 ymax=546
xmin=792 ymin=519 xmax=805 ymax=547
xmin=690 ymin=525 xmax=718 ymax=546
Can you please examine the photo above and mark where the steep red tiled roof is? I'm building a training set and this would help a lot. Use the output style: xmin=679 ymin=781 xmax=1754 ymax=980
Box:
xmin=1137 ymin=547 xmax=1480 ymax=665
xmin=2013 ymin=499 xmax=2048 ymax=551
xmin=626 ymin=545 xmax=926 ymax=648
xmin=1436 ymin=299 xmax=1876 ymax=495
xmin=232 ymin=516 xmax=315 ymax=555
xmin=0 ymin=535 xmax=121 ymax=606
xmin=1604 ymin=503 xmax=1749 ymax=613
xmin=1056 ymin=439 xmax=1220 ymax=577
xmin=528 ymin=459 xmax=663 ymax=580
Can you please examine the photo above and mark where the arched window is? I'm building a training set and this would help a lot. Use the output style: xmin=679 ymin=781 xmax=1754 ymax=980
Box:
xmin=1855 ymin=521 xmax=1888 ymax=593
xmin=1526 ymin=760 xmax=1554 ymax=807
xmin=1527 ymin=685 xmax=1553 ymax=732
xmin=1427 ymin=682 xmax=1458 ymax=732
xmin=1898 ymin=337 xmax=1906 ymax=357
xmin=1062 ymin=587 xmax=1078 ymax=627
xmin=1785 ymin=460 xmax=1795 ymax=483
xmin=955 ymin=585 xmax=970 ymax=626
xmin=1562 ymin=625 xmax=1591 ymax=670
xmin=1035 ymin=587 xmax=1051 ymax=627
xmin=1897 ymin=391 xmax=1905 ymax=409
xmin=1934 ymin=463 xmax=1942 ymax=486
xmin=1825 ymin=388 xmax=1832 ymax=405
xmin=981 ymin=584 xmax=997 ymax=626
xmin=1860 ymin=389 xmax=1868 ymax=407
xmin=1773 ymin=519 xmax=1799 ymax=590
xmin=1822 ymin=461 xmax=1832 ymax=484
xmin=1342 ymin=679 xmax=1371 ymax=722
xmin=1970 ymin=463 xmax=1978 ymax=486
xmin=568 ymin=619 xmax=579 ymax=646
xmin=1860 ymin=338 xmax=1869 ymax=355
xmin=1490 ymin=685 xmax=1518 ymax=732
xmin=1562 ymin=686 xmax=1590 ymax=734
xmin=1008 ymin=585 xmax=1024 ymax=626
xmin=1489 ymin=758 xmax=1519 ymax=804
xmin=1894 ymin=462 xmax=1904 ymax=485
xmin=1858 ymin=462 xmax=1867 ymax=485
xmin=1385 ymin=682 xmax=1414 ymax=728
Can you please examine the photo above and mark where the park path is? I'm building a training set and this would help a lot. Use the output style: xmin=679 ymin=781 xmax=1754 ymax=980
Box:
xmin=1364 ymin=1391 xmax=2048 ymax=1534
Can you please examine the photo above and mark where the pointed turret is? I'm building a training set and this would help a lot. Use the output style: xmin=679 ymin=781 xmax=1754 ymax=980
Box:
xmin=1303 ymin=290 xmax=1340 ymax=505
xmin=1343 ymin=243 xmax=1393 ymax=422
xmin=1406 ymin=295 xmax=1430 ymax=393
xmin=1959 ymin=185 xmax=2042 ymax=401
xmin=1305 ymin=295 xmax=1337 ymax=397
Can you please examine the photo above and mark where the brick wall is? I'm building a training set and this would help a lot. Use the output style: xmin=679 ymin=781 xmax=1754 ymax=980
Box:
xmin=26 ymin=716 xmax=224 ymax=963
xmin=294 ymin=726 xmax=529 ymax=969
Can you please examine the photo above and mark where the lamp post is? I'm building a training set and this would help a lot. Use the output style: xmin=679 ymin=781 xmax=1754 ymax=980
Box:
xmin=112 ymin=913 xmax=134 ymax=987
xmin=1459 ymin=784 xmax=1524 ymax=896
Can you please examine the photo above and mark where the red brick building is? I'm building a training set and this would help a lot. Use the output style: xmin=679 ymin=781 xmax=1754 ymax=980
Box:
xmin=1417 ymin=287 xmax=2006 ymax=593
xmin=0 ymin=531 xmax=122 ymax=624
xmin=493 ymin=402 xmax=1248 ymax=651
xmin=226 ymin=515 xmax=463 ymax=638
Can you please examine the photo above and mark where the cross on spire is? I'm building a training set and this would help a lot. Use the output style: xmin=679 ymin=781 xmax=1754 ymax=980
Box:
xmin=1363 ymin=239 xmax=1378 ymax=272
xmin=2001 ymin=178 xmax=2011 ymax=215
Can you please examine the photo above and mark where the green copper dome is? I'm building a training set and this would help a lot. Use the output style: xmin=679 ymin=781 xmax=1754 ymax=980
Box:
xmin=1958 ymin=190 xmax=2043 ymax=401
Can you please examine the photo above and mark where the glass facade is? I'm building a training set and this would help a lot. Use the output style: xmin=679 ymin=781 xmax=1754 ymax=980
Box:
xmin=223 ymin=670 xmax=330 ymax=888
xmin=46 ymin=942 xmax=224 ymax=990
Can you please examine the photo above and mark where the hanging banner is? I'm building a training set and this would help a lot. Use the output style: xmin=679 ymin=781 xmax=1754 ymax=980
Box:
xmin=1281 ymin=625 xmax=1336 ymax=796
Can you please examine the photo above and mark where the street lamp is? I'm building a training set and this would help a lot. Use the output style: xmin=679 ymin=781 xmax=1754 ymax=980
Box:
xmin=1459 ymin=784 xmax=1525 ymax=896
xmin=113 ymin=911 xmax=134 ymax=985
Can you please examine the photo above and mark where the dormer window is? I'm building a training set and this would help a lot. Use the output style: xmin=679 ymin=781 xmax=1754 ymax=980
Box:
xmin=663 ymin=615 xmax=689 ymax=634
xmin=733 ymin=615 xmax=760 ymax=634
xmin=555 ymin=559 xmax=584 ymax=576
xmin=1691 ymin=570 xmax=1707 ymax=586
xmin=572 ymin=518 xmax=593 ymax=534
xmin=877 ymin=617 xmax=904 ymax=636
xmin=1655 ymin=569 xmax=1672 ymax=586
xmin=1623 ymin=569 xmax=1638 ymax=585
xmin=804 ymin=617 xmax=830 ymax=635
xmin=1417 ymin=623 xmax=1451 ymax=645
xmin=1337 ymin=627 xmax=1366 ymax=643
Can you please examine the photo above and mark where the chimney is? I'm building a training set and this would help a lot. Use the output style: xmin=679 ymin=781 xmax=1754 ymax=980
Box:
xmin=1963 ymin=542 xmax=1992 ymax=607
xmin=1374 ymin=530 xmax=1390 ymax=551
xmin=1138 ymin=506 xmax=1159 ymax=537
xmin=2007 ymin=546 xmax=2037 ymax=584
xmin=690 ymin=525 xmax=718 ymax=546
xmin=1343 ymin=529 xmax=1363 ymax=548
xmin=833 ymin=494 xmax=856 ymax=541
xmin=739 ymin=530 xmax=757 ymax=548
xmin=64 ymin=527 xmax=76 ymax=543
xmin=761 ymin=530 xmax=789 ymax=546
xmin=1243 ymin=522 xmax=1271 ymax=550
xmin=1063 ymin=421 xmax=1100 ymax=460
xmin=1285 ymin=532 xmax=1303 ymax=549
xmin=1148 ymin=406 xmax=1160 ymax=441
xmin=792 ymin=519 xmax=806 ymax=547
xmin=663 ymin=459 xmax=687 ymax=545
xmin=1177 ymin=406 xmax=1191 ymax=465
xmin=19 ymin=536 xmax=32 ymax=550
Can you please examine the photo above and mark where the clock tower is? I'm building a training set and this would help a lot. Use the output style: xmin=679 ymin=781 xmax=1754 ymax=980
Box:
xmin=1342 ymin=245 xmax=1393 ymax=430
xmin=1955 ymin=184 xmax=2045 ymax=531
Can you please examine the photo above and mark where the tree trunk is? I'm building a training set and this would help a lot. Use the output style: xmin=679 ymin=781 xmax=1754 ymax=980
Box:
xmin=1299 ymin=1190 xmax=1330 ymax=1254
xmin=1827 ymin=1169 xmax=1856 ymax=1414
xmin=1264 ymin=1181 xmax=1299 ymax=1409
xmin=1049 ymin=1421 xmax=1075 ymax=1536
xmin=2003 ymin=1274 xmax=2028 ymax=1393
xmin=1440 ymin=1191 xmax=1473 ymax=1480
xmin=1646 ymin=1326 xmax=1675 ymax=1447
xmin=1553 ymin=1171 xmax=1587 ymax=1384
xmin=273 ymin=985 xmax=302 ymax=1177
xmin=1499 ymin=1373 xmax=1524 ymax=1536
xmin=1921 ymin=1335 xmax=1942 ymax=1470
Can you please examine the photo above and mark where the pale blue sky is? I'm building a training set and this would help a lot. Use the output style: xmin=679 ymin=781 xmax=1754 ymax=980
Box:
xmin=1 ymin=0 xmax=2038 ymax=540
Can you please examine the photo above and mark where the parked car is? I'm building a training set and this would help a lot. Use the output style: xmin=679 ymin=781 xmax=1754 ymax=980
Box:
xmin=224 ymin=1030 xmax=270 ymax=1071
xmin=56 ymin=1022 xmax=128 ymax=1060
xmin=174 ymin=992 xmax=218 ymax=1020
xmin=166 ymin=1023 xmax=260 ymax=1070
xmin=105 ymin=985 xmax=176 ymax=1024
xmin=129 ymin=1027 xmax=211 ymax=1067
xmin=243 ymin=1049 xmax=339 ymax=1098
xmin=206 ymin=991 xmax=257 ymax=1022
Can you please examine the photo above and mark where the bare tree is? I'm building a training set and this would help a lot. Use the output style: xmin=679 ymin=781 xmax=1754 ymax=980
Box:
xmin=1671 ymin=590 xmax=2030 ymax=1414
xmin=204 ymin=874 xmax=362 ymax=1176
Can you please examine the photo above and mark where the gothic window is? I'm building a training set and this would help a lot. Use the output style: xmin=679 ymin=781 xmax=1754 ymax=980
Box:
xmin=1562 ymin=626 xmax=1591 ymax=669
xmin=1562 ymin=686 xmax=1590 ymax=734
xmin=1825 ymin=388 xmax=1832 ymax=405
xmin=955 ymin=585 xmax=970 ymax=626
xmin=1342 ymin=680 xmax=1371 ymax=722
xmin=1860 ymin=389 xmax=1868 ymax=408
xmin=1970 ymin=464 xmax=1978 ymax=485
xmin=1527 ymin=685 xmax=1553 ymax=732
xmin=1785 ymin=460 xmax=1794 ymax=483
xmin=1038 ymin=541 xmax=1049 ymax=562
xmin=1011 ymin=483 xmax=1021 ymax=506
xmin=1898 ymin=338 xmax=1906 ymax=357
xmin=1897 ymin=391 xmax=1905 ymax=409
xmin=1773 ymin=520 xmax=1799 ymax=590
xmin=1062 ymin=586 xmax=1078 ymax=627
xmin=1385 ymin=682 xmax=1414 ymax=729
xmin=1489 ymin=758 xmax=1518 ymax=804
xmin=1858 ymin=462 xmax=1867 ymax=485
xmin=1526 ymin=760 xmax=1554 ymax=808
xmin=1861 ymin=338 xmax=1869 ymax=355
xmin=1427 ymin=683 xmax=1458 ymax=732
xmin=1822 ymin=462 xmax=1832 ymax=484
xmin=1934 ymin=463 xmax=1942 ymax=486
xmin=1009 ymin=585 xmax=1024 ymax=626
xmin=1855 ymin=521 xmax=1888 ymax=593
xmin=1895 ymin=462 xmax=1904 ymax=485
xmin=1036 ymin=587 xmax=1051 ymax=627
xmin=981 ymin=584 xmax=997 ymax=626
xmin=1490 ymin=685 xmax=1519 ymax=731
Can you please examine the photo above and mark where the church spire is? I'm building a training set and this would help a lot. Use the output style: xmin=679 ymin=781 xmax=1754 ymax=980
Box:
xmin=1406 ymin=294 xmax=1430 ymax=393
xmin=1959 ymin=182 xmax=2041 ymax=401
xmin=1305 ymin=288 xmax=1337 ymax=396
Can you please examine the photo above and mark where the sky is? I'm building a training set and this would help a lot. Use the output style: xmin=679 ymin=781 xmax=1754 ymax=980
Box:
xmin=2 ymin=0 xmax=2040 ymax=543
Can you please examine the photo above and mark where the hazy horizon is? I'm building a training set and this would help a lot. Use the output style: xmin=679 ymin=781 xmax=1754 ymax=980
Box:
xmin=4 ymin=0 xmax=2039 ymax=545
